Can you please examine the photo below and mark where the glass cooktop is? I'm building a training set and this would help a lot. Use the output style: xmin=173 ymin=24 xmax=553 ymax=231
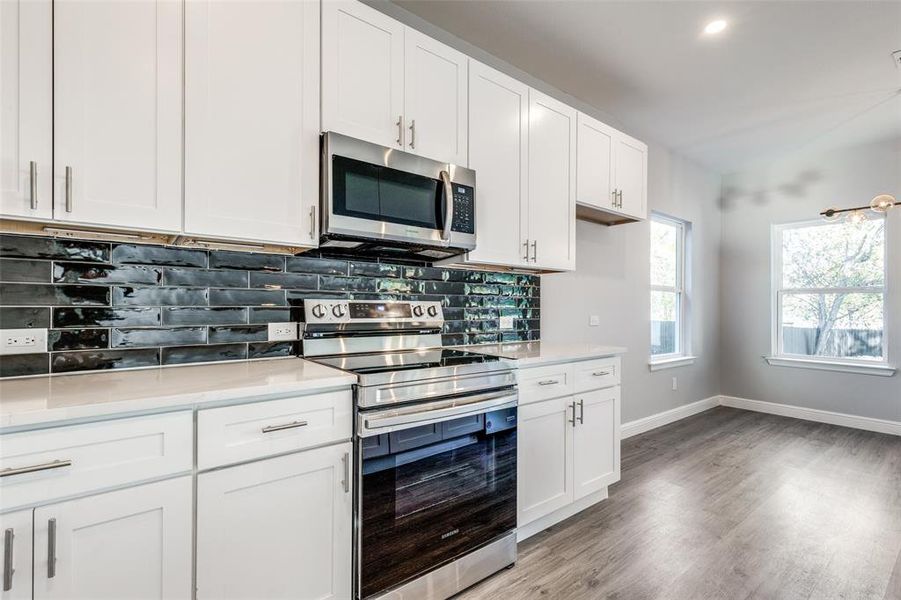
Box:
xmin=310 ymin=348 xmax=499 ymax=376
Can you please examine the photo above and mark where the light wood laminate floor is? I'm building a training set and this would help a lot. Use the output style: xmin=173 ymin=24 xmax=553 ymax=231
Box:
xmin=459 ymin=407 xmax=901 ymax=600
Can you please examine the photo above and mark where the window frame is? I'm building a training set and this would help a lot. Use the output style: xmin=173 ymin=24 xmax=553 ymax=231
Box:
xmin=649 ymin=212 xmax=691 ymax=365
xmin=770 ymin=216 xmax=889 ymax=367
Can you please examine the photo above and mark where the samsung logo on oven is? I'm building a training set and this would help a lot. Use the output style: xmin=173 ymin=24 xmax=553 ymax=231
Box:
xmin=440 ymin=528 xmax=460 ymax=540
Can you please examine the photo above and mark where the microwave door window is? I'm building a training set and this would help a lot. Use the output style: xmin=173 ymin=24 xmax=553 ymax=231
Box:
xmin=379 ymin=170 xmax=442 ymax=230
xmin=333 ymin=156 xmax=381 ymax=220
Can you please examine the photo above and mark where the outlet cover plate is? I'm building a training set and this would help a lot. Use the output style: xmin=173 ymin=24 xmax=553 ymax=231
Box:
xmin=267 ymin=322 xmax=299 ymax=342
xmin=1 ymin=328 xmax=48 ymax=355
xmin=499 ymin=316 xmax=515 ymax=330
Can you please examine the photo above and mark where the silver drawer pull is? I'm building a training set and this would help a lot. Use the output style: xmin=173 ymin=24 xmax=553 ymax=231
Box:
xmin=3 ymin=528 xmax=13 ymax=592
xmin=592 ymin=371 xmax=611 ymax=377
xmin=538 ymin=379 xmax=559 ymax=386
xmin=0 ymin=459 xmax=72 ymax=478
xmin=261 ymin=420 xmax=308 ymax=434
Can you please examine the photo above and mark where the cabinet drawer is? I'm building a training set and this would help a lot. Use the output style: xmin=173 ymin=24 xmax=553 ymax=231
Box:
xmin=198 ymin=390 xmax=352 ymax=470
xmin=517 ymin=363 xmax=573 ymax=405
xmin=0 ymin=411 xmax=192 ymax=511
xmin=573 ymin=357 xmax=621 ymax=392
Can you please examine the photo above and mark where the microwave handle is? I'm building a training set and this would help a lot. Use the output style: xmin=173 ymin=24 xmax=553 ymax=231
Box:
xmin=439 ymin=170 xmax=453 ymax=246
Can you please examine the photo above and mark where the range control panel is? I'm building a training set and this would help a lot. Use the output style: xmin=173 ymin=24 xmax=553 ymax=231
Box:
xmin=303 ymin=299 xmax=444 ymax=324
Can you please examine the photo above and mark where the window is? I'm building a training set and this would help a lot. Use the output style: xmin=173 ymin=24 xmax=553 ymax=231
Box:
xmin=650 ymin=214 xmax=690 ymax=363
xmin=772 ymin=217 xmax=887 ymax=365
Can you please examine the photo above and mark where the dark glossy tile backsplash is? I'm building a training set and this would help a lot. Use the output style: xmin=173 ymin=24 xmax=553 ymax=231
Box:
xmin=0 ymin=234 xmax=540 ymax=378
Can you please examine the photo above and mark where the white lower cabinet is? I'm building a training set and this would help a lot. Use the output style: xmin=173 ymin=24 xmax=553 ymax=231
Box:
xmin=0 ymin=510 xmax=33 ymax=600
xmin=32 ymin=477 xmax=193 ymax=600
xmin=196 ymin=442 xmax=353 ymax=600
xmin=516 ymin=358 xmax=622 ymax=536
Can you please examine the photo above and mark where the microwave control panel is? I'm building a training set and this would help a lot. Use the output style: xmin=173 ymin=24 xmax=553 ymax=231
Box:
xmin=450 ymin=184 xmax=475 ymax=234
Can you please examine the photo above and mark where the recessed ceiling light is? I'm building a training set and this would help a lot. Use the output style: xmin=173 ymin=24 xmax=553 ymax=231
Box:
xmin=704 ymin=19 xmax=728 ymax=35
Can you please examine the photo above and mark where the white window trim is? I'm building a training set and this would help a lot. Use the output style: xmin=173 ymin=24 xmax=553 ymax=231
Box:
xmin=769 ymin=217 xmax=892 ymax=372
xmin=649 ymin=212 xmax=692 ymax=366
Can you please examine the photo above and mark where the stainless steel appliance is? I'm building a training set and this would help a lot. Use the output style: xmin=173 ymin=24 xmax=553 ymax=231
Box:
xmin=320 ymin=132 xmax=477 ymax=261
xmin=302 ymin=298 xmax=517 ymax=600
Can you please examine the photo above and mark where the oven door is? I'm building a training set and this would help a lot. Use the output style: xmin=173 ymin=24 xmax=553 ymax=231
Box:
xmin=323 ymin=132 xmax=476 ymax=251
xmin=357 ymin=390 xmax=517 ymax=599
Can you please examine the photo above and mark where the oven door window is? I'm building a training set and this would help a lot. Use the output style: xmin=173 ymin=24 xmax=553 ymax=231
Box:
xmin=332 ymin=155 xmax=446 ymax=230
xmin=359 ymin=410 xmax=516 ymax=599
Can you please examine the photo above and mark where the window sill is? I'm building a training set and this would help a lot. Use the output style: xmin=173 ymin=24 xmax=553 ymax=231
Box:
xmin=648 ymin=356 xmax=697 ymax=371
xmin=764 ymin=356 xmax=896 ymax=377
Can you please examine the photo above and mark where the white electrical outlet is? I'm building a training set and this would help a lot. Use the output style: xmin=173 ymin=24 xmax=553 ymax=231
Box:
xmin=499 ymin=316 xmax=515 ymax=330
xmin=267 ymin=322 xmax=299 ymax=342
xmin=672 ymin=377 xmax=678 ymax=391
xmin=589 ymin=315 xmax=600 ymax=326
xmin=1 ymin=328 xmax=48 ymax=355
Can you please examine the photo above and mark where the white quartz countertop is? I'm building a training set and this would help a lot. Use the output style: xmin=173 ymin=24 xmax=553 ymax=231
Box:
xmin=0 ymin=358 xmax=356 ymax=430
xmin=462 ymin=341 xmax=627 ymax=367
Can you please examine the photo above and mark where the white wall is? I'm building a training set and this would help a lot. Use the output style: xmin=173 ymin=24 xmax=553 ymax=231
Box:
xmin=370 ymin=0 xmax=725 ymax=424
xmin=720 ymin=136 xmax=901 ymax=422
xmin=541 ymin=143 xmax=723 ymax=422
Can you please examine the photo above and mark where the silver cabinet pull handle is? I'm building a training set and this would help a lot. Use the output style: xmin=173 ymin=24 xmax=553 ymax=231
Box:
xmin=64 ymin=166 xmax=73 ymax=212
xmin=29 ymin=161 xmax=38 ymax=210
xmin=522 ymin=239 xmax=530 ymax=262
xmin=578 ymin=399 xmax=585 ymax=425
xmin=569 ymin=400 xmax=577 ymax=427
xmin=618 ymin=190 xmax=624 ymax=208
xmin=1 ymin=459 xmax=72 ymax=478
xmin=530 ymin=240 xmax=537 ymax=262
xmin=47 ymin=518 xmax=57 ymax=579
xmin=611 ymin=189 xmax=617 ymax=207
xmin=261 ymin=420 xmax=308 ymax=434
xmin=408 ymin=119 xmax=416 ymax=149
xmin=396 ymin=116 xmax=404 ymax=147
xmin=341 ymin=452 xmax=349 ymax=494
xmin=3 ymin=528 xmax=13 ymax=592
xmin=309 ymin=205 xmax=317 ymax=241
xmin=538 ymin=379 xmax=559 ymax=386
xmin=592 ymin=370 xmax=611 ymax=377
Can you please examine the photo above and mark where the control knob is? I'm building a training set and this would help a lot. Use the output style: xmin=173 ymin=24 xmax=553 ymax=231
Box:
xmin=412 ymin=305 xmax=424 ymax=318
xmin=332 ymin=304 xmax=347 ymax=318
xmin=310 ymin=304 xmax=326 ymax=319
xmin=427 ymin=305 xmax=439 ymax=318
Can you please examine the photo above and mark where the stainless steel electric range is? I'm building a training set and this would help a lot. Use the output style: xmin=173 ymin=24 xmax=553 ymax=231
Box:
xmin=302 ymin=298 xmax=518 ymax=600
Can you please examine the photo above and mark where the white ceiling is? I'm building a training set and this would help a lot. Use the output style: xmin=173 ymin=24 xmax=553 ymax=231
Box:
xmin=393 ymin=0 xmax=901 ymax=173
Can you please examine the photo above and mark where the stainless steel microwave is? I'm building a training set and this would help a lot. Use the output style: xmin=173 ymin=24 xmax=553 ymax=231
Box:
xmin=320 ymin=132 xmax=476 ymax=261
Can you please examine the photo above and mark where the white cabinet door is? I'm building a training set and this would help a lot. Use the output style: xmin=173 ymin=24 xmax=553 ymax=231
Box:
xmin=403 ymin=29 xmax=468 ymax=165
xmin=576 ymin=112 xmax=615 ymax=211
xmin=185 ymin=0 xmax=319 ymax=246
xmin=518 ymin=396 xmax=574 ymax=527
xmin=527 ymin=90 xmax=576 ymax=271
xmin=573 ymin=387 xmax=621 ymax=500
xmin=613 ymin=133 xmax=648 ymax=220
xmin=197 ymin=443 xmax=352 ymax=600
xmin=322 ymin=0 xmax=404 ymax=149
xmin=0 ymin=0 xmax=52 ymax=220
xmin=0 ymin=510 xmax=32 ymax=600
xmin=466 ymin=61 xmax=528 ymax=267
xmin=53 ymin=0 xmax=183 ymax=232
xmin=33 ymin=477 xmax=192 ymax=600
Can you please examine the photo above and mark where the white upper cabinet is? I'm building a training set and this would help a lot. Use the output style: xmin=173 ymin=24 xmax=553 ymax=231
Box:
xmin=403 ymin=29 xmax=468 ymax=165
xmin=322 ymin=0 xmax=468 ymax=165
xmin=322 ymin=0 xmax=405 ymax=150
xmin=32 ymin=477 xmax=192 ymax=600
xmin=0 ymin=0 xmax=52 ymax=220
xmin=184 ymin=0 xmax=320 ymax=247
xmin=576 ymin=111 xmax=647 ymax=223
xmin=197 ymin=443 xmax=353 ymax=600
xmin=614 ymin=132 xmax=648 ymax=219
xmin=466 ymin=61 xmax=528 ymax=267
xmin=53 ymin=0 xmax=182 ymax=232
xmin=576 ymin=112 xmax=615 ymax=211
xmin=527 ymin=90 xmax=577 ymax=271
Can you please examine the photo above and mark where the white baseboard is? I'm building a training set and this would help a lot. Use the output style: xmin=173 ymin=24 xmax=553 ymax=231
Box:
xmin=719 ymin=395 xmax=901 ymax=437
xmin=621 ymin=396 xmax=720 ymax=439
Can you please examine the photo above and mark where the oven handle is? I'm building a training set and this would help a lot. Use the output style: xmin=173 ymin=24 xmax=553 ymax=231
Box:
xmin=439 ymin=170 xmax=453 ymax=246
xmin=359 ymin=390 xmax=517 ymax=437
